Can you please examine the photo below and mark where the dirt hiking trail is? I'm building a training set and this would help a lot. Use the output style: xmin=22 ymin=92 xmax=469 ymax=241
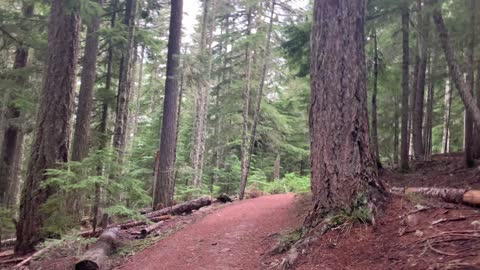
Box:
xmin=116 ymin=193 xmax=300 ymax=270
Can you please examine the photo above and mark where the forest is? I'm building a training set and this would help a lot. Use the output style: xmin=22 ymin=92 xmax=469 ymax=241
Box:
xmin=0 ymin=0 xmax=480 ymax=269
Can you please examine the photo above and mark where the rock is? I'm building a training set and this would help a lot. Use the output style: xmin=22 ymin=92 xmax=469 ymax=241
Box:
xmin=220 ymin=248 xmax=231 ymax=253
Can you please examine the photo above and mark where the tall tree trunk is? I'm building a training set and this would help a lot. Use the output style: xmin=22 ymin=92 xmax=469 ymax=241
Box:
xmin=412 ymin=0 xmax=429 ymax=160
xmin=131 ymin=44 xmax=145 ymax=142
xmin=371 ymin=29 xmax=380 ymax=167
xmin=69 ymin=0 xmax=103 ymax=217
xmin=113 ymin=0 xmax=137 ymax=157
xmin=463 ymin=0 xmax=475 ymax=167
xmin=191 ymin=0 xmax=216 ymax=189
xmin=239 ymin=7 xmax=253 ymax=200
xmin=400 ymin=3 xmax=410 ymax=171
xmin=239 ymin=0 xmax=276 ymax=199
xmin=433 ymin=7 xmax=480 ymax=127
xmin=424 ymin=52 xmax=435 ymax=158
xmin=475 ymin=61 xmax=480 ymax=158
xmin=0 ymin=4 xmax=33 ymax=208
xmin=15 ymin=0 xmax=80 ymax=254
xmin=442 ymin=78 xmax=452 ymax=153
xmin=393 ymin=94 xmax=400 ymax=166
xmin=306 ymin=0 xmax=385 ymax=226
xmin=152 ymin=0 xmax=183 ymax=209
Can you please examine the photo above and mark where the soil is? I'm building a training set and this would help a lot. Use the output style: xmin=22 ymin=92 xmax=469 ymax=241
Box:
xmin=2 ymin=153 xmax=479 ymax=270
xmin=295 ymin=153 xmax=480 ymax=270
xmin=115 ymin=193 xmax=300 ymax=270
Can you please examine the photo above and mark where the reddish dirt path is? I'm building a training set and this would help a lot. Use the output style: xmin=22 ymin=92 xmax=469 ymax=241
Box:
xmin=116 ymin=193 xmax=300 ymax=270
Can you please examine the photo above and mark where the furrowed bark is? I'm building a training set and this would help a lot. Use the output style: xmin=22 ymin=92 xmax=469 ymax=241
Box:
xmin=306 ymin=0 xmax=386 ymax=226
xmin=15 ymin=0 xmax=80 ymax=255
xmin=153 ymin=0 xmax=183 ymax=208
xmin=400 ymin=3 xmax=410 ymax=171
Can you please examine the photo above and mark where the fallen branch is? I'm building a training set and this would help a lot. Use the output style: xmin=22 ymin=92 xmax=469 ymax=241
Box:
xmin=12 ymin=247 xmax=49 ymax=269
xmin=146 ymin=196 xmax=212 ymax=219
xmin=391 ymin=187 xmax=480 ymax=206
xmin=75 ymin=228 xmax=120 ymax=270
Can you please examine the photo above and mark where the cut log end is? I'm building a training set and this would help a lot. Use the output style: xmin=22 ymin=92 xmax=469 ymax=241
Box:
xmin=75 ymin=260 xmax=99 ymax=270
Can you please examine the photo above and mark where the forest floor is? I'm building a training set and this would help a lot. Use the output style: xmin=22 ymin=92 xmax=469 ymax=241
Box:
xmin=1 ymin=153 xmax=480 ymax=270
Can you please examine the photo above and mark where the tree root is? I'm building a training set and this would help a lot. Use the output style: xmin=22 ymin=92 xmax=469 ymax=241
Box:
xmin=278 ymin=218 xmax=334 ymax=270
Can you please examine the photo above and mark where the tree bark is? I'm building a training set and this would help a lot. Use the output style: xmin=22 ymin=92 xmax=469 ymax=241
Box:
xmin=191 ymin=0 xmax=216 ymax=189
xmin=273 ymin=154 xmax=280 ymax=180
xmin=239 ymin=0 xmax=276 ymax=199
xmin=371 ymin=29 xmax=380 ymax=166
xmin=412 ymin=0 xmax=429 ymax=160
xmin=69 ymin=0 xmax=103 ymax=218
xmin=15 ymin=0 xmax=80 ymax=255
xmin=433 ymin=7 xmax=480 ymax=127
xmin=239 ymin=7 xmax=253 ymax=200
xmin=113 ymin=0 xmax=137 ymax=157
xmin=400 ymin=3 xmax=410 ymax=171
xmin=306 ymin=0 xmax=386 ymax=226
xmin=442 ymin=78 xmax=452 ymax=153
xmin=153 ymin=0 xmax=183 ymax=209
xmin=424 ymin=52 xmax=435 ymax=158
xmin=463 ymin=0 xmax=475 ymax=167
xmin=0 ymin=4 xmax=33 ymax=208
xmin=475 ymin=61 xmax=480 ymax=158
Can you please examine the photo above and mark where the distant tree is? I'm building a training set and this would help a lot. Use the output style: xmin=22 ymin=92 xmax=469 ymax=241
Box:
xmin=306 ymin=0 xmax=385 ymax=226
xmin=15 ymin=0 xmax=80 ymax=254
xmin=0 ymin=3 xmax=33 ymax=208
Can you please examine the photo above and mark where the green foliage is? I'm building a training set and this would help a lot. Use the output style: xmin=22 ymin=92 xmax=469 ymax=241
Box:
xmin=261 ymin=173 xmax=310 ymax=194
xmin=40 ymin=148 xmax=151 ymax=236
xmin=0 ymin=207 xmax=15 ymax=239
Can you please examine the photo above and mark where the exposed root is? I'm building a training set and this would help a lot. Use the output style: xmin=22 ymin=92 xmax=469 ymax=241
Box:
xmin=278 ymin=218 xmax=333 ymax=270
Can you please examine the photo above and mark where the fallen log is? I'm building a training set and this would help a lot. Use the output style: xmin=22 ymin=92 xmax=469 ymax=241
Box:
xmin=119 ymin=215 xmax=172 ymax=230
xmin=75 ymin=228 xmax=120 ymax=270
xmin=146 ymin=196 xmax=212 ymax=219
xmin=0 ymin=238 xmax=15 ymax=249
xmin=216 ymin=194 xmax=233 ymax=203
xmin=391 ymin=187 xmax=480 ymax=206
xmin=139 ymin=221 xmax=164 ymax=238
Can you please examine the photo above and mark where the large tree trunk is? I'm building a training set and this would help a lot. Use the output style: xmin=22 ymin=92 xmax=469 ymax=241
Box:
xmin=393 ymin=94 xmax=400 ymax=166
xmin=463 ymin=0 xmax=475 ymax=167
xmin=239 ymin=0 xmax=276 ymax=199
xmin=412 ymin=0 xmax=429 ymax=160
xmin=475 ymin=61 xmax=480 ymax=158
xmin=153 ymin=0 xmax=183 ymax=209
xmin=442 ymin=78 xmax=452 ymax=153
xmin=306 ymin=0 xmax=386 ymax=226
xmin=113 ymin=0 xmax=137 ymax=156
xmin=433 ymin=7 xmax=480 ymax=127
xmin=400 ymin=4 xmax=410 ymax=171
xmin=15 ymin=0 xmax=80 ymax=255
xmin=371 ymin=30 xmax=380 ymax=167
xmin=0 ymin=4 xmax=33 ymax=208
xmin=191 ymin=0 xmax=216 ymax=189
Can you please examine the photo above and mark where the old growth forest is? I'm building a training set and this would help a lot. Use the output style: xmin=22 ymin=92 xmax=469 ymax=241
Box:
xmin=0 ymin=0 xmax=480 ymax=269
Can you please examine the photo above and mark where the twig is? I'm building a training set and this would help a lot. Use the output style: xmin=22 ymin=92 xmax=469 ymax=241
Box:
xmin=427 ymin=240 xmax=458 ymax=256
